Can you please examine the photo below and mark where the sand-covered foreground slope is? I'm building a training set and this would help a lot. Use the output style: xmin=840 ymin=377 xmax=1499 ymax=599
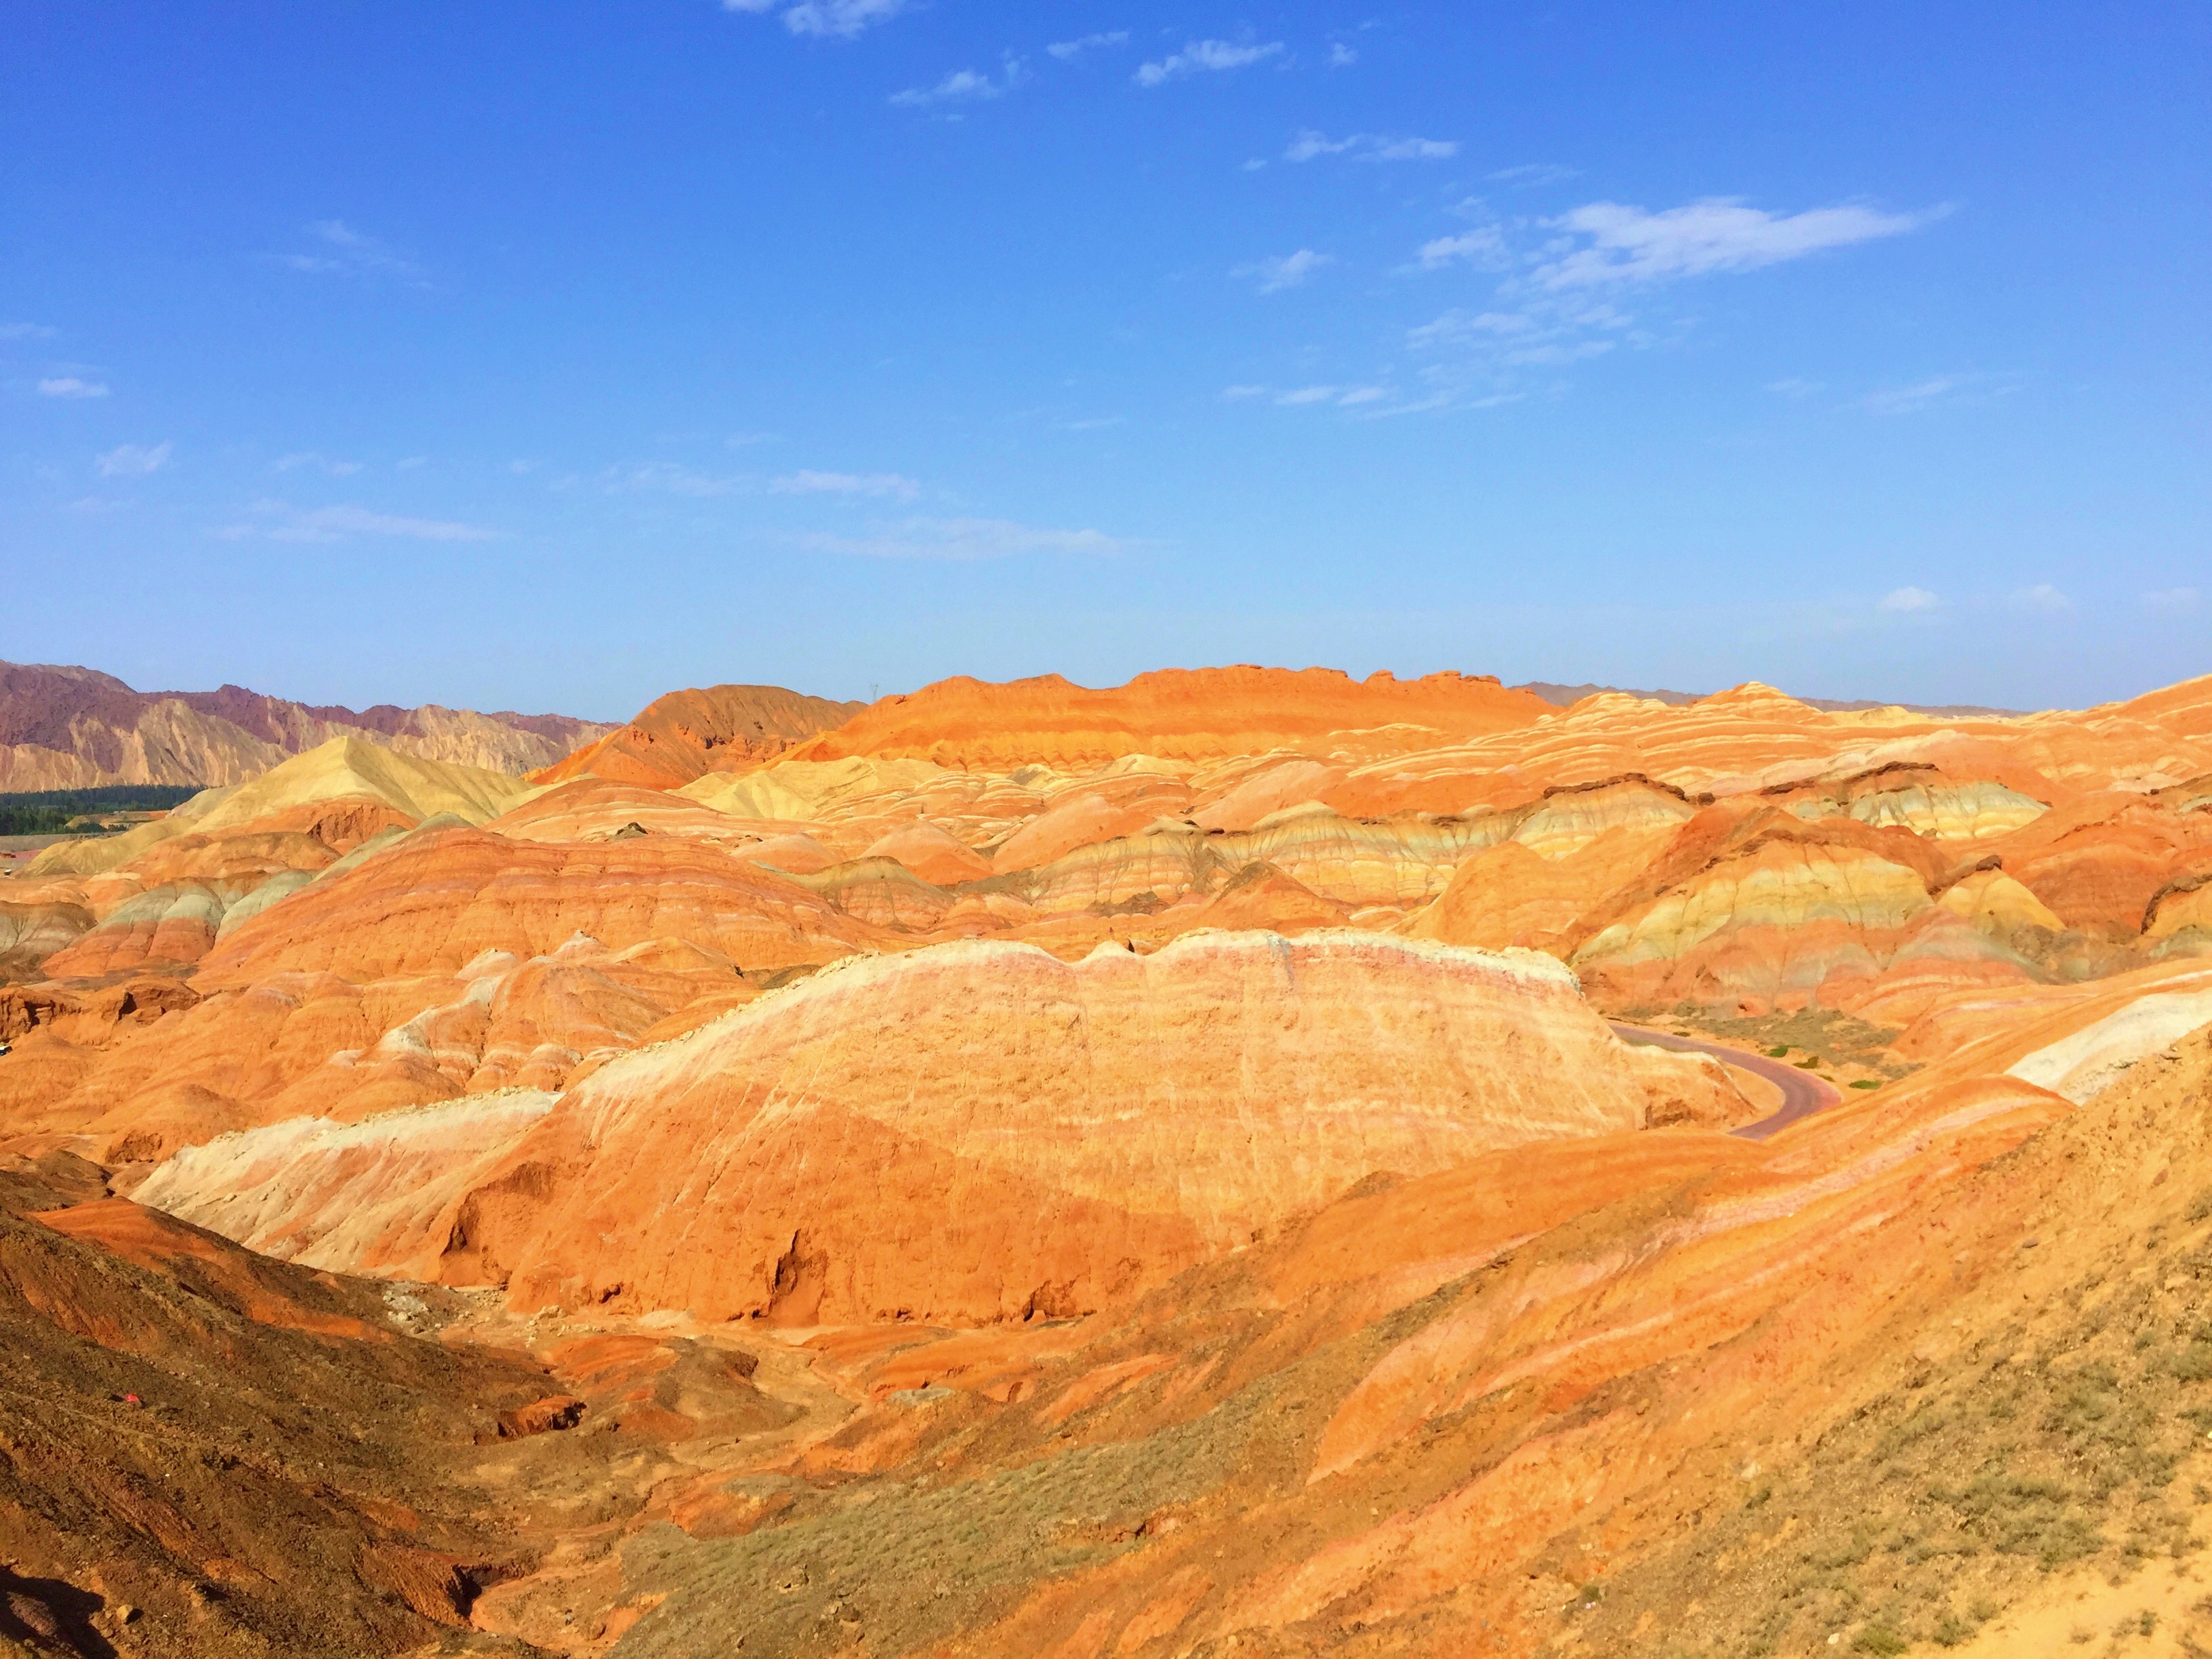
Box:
xmin=137 ymin=930 xmax=1746 ymax=1323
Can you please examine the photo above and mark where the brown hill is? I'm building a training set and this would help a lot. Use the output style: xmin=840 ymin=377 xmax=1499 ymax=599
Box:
xmin=532 ymin=682 xmax=865 ymax=790
xmin=0 ymin=659 xmax=614 ymax=789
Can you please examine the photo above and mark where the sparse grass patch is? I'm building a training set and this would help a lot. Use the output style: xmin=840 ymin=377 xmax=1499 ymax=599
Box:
xmin=1562 ymin=1230 xmax=2212 ymax=1657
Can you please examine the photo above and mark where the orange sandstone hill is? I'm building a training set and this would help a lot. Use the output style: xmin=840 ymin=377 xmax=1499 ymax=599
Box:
xmin=785 ymin=665 xmax=1555 ymax=768
xmin=532 ymin=682 xmax=865 ymax=790
xmin=5 ymin=664 xmax=2212 ymax=1656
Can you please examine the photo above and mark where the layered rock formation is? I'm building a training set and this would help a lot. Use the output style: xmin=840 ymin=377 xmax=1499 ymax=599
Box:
xmin=531 ymin=682 xmax=865 ymax=790
xmin=787 ymin=665 xmax=1554 ymax=769
xmin=138 ymin=931 xmax=1746 ymax=1322
xmin=12 ymin=662 xmax=2212 ymax=1658
xmin=0 ymin=659 xmax=613 ymax=788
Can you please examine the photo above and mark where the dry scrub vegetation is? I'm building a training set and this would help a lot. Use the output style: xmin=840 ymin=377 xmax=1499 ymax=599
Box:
xmin=1570 ymin=1033 xmax=2212 ymax=1658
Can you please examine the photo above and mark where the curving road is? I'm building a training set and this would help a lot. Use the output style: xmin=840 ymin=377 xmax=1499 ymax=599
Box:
xmin=1609 ymin=1024 xmax=1843 ymax=1141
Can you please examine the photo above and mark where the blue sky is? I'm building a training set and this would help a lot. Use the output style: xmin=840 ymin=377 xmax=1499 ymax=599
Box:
xmin=3 ymin=3 xmax=2206 ymax=719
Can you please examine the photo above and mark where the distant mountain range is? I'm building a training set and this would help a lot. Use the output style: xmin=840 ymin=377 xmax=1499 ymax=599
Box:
xmin=1513 ymin=682 xmax=2026 ymax=718
xmin=0 ymin=660 xmax=617 ymax=790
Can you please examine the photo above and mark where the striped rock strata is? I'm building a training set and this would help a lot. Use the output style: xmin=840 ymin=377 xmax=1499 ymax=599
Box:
xmin=138 ymin=930 xmax=1746 ymax=1324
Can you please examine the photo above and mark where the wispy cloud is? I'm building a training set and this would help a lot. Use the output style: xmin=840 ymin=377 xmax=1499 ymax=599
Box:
xmin=1048 ymin=30 xmax=1128 ymax=60
xmin=891 ymin=59 xmax=1025 ymax=106
xmin=723 ymin=0 xmax=906 ymax=37
xmin=219 ymin=499 xmax=502 ymax=543
xmin=1223 ymin=384 xmax=1395 ymax=410
xmin=1135 ymin=39 xmax=1284 ymax=87
xmin=274 ymin=451 xmax=363 ymax=477
xmin=1860 ymin=375 xmax=1968 ymax=415
xmin=1 ymin=322 xmax=58 ymax=342
xmin=1489 ymin=163 xmax=1578 ymax=188
xmin=601 ymin=462 xmax=747 ymax=497
xmin=773 ymin=469 xmax=919 ymax=499
xmin=284 ymin=219 xmax=426 ymax=282
xmin=1384 ymin=194 xmax=1938 ymax=414
xmin=1881 ymin=586 xmax=1942 ymax=613
xmin=1536 ymin=198 xmax=1938 ymax=288
xmin=2144 ymin=587 xmax=2202 ymax=614
xmin=2011 ymin=583 xmax=2073 ymax=615
xmin=1237 ymin=249 xmax=1330 ymax=293
xmin=799 ymin=516 xmax=1121 ymax=560
xmin=1768 ymin=377 xmax=1824 ymax=398
xmin=1284 ymin=129 xmax=1456 ymax=163
xmin=1408 ymin=300 xmax=1629 ymax=363
xmin=892 ymin=68 xmax=1000 ymax=106
xmin=1328 ymin=42 xmax=1357 ymax=67
xmin=97 ymin=441 xmax=171 ymax=476
xmin=37 ymin=376 xmax=108 ymax=399
xmin=1416 ymin=228 xmax=1507 ymax=269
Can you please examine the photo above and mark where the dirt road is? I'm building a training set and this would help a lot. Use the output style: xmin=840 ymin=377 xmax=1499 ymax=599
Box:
xmin=1610 ymin=1023 xmax=1843 ymax=1141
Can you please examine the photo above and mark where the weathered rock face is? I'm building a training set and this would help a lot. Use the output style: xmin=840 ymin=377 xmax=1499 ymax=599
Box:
xmin=139 ymin=930 xmax=1743 ymax=1324
xmin=0 ymin=659 xmax=611 ymax=789
xmin=531 ymin=683 xmax=865 ymax=790
xmin=198 ymin=827 xmax=874 ymax=985
xmin=23 ymin=737 xmax=546 ymax=882
xmin=787 ymin=666 xmax=1554 ymax=769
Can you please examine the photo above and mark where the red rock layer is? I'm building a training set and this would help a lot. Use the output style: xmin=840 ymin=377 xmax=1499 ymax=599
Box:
xmin=532 ymin=683 xmax=864 ymax=790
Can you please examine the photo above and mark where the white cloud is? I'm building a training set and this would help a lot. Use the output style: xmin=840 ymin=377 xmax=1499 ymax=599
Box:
xmin=1237 ymin=249 xmax=1330 ymax=293
xmin=284 ymin=219 xmax=425 ymax=281
xmin=274 ymin=451 xmax=363 ymax=476
xmin=1408 ymin=300 xmax=1627 ymax=364
xmin=396 ymin=455 xmax=429 ymax=470
xmin=1881 ymin=586 xmax=1942 ymax=613
xmin=2011 ymin=583 xmax=2073 ymax=614
xmin=1328 ymin=43 xmax=1357 ymax=67
xmin=1223 ymin=384 xmax=1397 ymax=411
xmin=1 ymin=322 xmax=58 ymax=341
xmin=1768 ymin=377 xmax=1824 ymax=398
xmin=1489 ymin=163 xmax=1577 ymax=188
xmin=1537 ymin=198 xmax=1936 ymax=288
xmin=891 ymin=68 xmax=1000 ymax=106
xmin=1860 ymin=375 xmax=1966 ymax=415
xmin=220 ymin=499 xmax=502 ymax=543
xmin=97 ymin=441 xmax=171 ymax=476
xmin=772 ymin=469 xmax=920 ymax=499
xmin=1380 ymin=195 xmax=1933 ymax=413
xmin=777 ymin=0 xmax=904 ymax=37
xmin=1417 ymin=228 xmax=1507 ymax=269
xmin=1135 ymin=39 xmax=1284 ymax=87
xmin=37 ymin=376 xmax=108 ymax=398
xmin=1286 ymin=129 xmax=1456 ymax=163
xmin=1048 ymin=30 xmax=1128 ymax=60
xmin=799 ymin=516 xmax=1121 ymax=560
xmin=602 ymin=462 xmax=745 ymax=497
xmin=2145 ymin=587 xmax=2203 ymax=614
